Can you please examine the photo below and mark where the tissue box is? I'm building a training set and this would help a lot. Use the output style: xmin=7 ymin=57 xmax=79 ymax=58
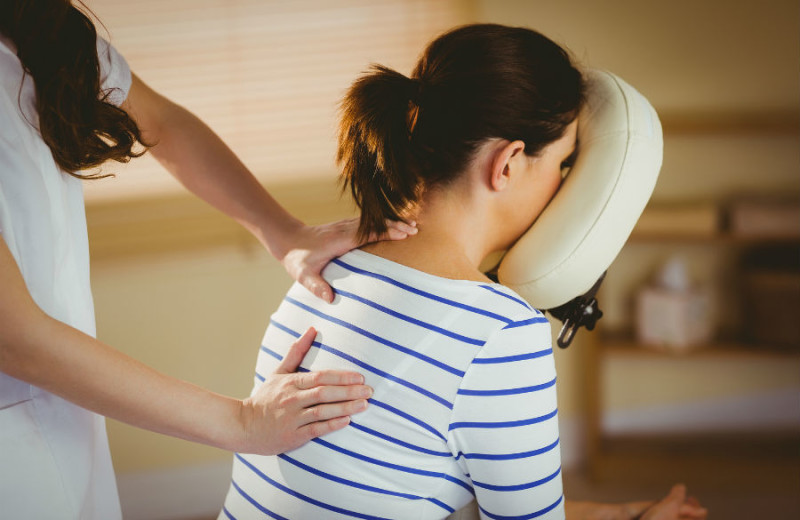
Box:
xmin=636 ymin=288 xmax=714 ymax=351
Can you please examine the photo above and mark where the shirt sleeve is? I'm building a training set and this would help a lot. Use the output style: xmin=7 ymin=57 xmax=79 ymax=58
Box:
xmin=447 ymin=315 xmax=565 ymax=520
xmin=96 ymin=36 xmax=132 ymax=107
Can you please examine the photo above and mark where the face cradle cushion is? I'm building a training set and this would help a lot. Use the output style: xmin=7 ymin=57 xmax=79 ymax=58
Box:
xmin=498 ymin=69 xmax=663 ymax=312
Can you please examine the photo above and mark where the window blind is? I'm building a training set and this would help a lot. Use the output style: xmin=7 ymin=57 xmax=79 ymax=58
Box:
xmin=84 ymin=0 xmax=472 ymax=201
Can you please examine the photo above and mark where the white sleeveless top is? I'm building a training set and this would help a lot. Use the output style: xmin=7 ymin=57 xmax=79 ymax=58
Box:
xmin=0 ymin=34 xmax=130 ymax=519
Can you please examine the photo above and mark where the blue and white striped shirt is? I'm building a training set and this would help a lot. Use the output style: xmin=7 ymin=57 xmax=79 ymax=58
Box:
xmin=220 ymin=249 xmax=564 ymax=520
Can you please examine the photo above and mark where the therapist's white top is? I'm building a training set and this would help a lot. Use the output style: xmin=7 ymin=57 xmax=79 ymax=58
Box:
xmin=0 ymin=34 xmax=129 ymax=519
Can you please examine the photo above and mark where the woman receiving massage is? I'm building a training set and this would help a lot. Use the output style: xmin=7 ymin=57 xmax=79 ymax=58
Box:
xmin=220 ymin=23 xmax=707 ymax=520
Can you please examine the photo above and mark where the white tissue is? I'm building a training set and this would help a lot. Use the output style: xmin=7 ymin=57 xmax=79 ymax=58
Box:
xmin=637 ymin=255 xmax=715 ymax=350
xmin=656 ymin=256 xmax=692 ymax=292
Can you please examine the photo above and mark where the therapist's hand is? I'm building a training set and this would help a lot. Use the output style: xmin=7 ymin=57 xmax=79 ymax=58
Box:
xmin=626 ymin=485 xmax=707 ymax=520
xmin=237 ymin=327 xmax=372 ymax=455
xmin=566 ymin=485 xmax=706 ymax=520
xmin=281 ymin=218 xmax=417 ymax=303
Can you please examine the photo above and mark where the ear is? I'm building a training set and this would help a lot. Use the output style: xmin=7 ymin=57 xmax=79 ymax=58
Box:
xmin=489 ymin=140 xmax=526 ymax=191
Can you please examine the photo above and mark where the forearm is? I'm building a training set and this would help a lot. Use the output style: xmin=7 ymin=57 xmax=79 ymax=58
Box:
xmin=1 ymin=305 xmax=245 ymax=452
xmin=125 ymin=74 xmax=302 ymax=260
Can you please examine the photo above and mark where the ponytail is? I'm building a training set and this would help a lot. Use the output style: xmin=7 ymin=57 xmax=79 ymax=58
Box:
xmin=337 ymin=65 xmax=421 ymax=241
xmin=0 ymin=0 xmax=148 ymax=178
xmin=338 ymin=25 xmax=584 ymax=242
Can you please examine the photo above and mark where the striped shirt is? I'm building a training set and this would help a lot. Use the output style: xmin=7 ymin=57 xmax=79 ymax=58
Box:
xmin=220 ymin=249 xmax=564 ymax=520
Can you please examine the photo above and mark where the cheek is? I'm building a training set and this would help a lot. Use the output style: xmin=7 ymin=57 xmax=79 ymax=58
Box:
xmin=542 ymin=170 xmax=563 ymax=203
xmin=502 ymin=167 xmax=563 ymax=248
xmin=508 ymin=183 xmax=555 ymax=244
xmin=525 ymin=170 xmax=562 ymax=223
xmin=540 ymin=162 xmax=565 ymax=206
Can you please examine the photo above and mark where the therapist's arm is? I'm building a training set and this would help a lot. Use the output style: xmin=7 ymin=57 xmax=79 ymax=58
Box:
xmin=0 ymin=238 xmax=370 ymax=454
xmin=121 ymin=73 xmax=415 ymax=302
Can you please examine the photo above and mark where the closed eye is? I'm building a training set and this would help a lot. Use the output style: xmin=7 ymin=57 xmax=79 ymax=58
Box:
xmin=560 ymin=147 xmax=579 ymax=177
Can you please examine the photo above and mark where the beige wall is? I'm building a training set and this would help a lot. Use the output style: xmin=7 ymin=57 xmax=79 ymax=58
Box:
xmin=476 ymin=0 xmax=799 ymax=112
xmin=88 ymin=0 xmax=799 ymax=477
xmin=94 ymin=247 xmax=288 ymax=471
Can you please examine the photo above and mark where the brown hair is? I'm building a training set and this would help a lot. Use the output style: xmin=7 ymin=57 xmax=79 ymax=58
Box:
xmin=338 ymin=24 xmax=585 ymax=241
xmin=0 ymin=0 xmax=148 ymax=179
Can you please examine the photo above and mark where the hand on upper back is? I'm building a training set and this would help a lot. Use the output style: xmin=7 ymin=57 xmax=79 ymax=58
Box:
xmin=281 ymin=218 xmax=417 ymax=302
xmin=237 ymin=327 xmax=372 ymax=455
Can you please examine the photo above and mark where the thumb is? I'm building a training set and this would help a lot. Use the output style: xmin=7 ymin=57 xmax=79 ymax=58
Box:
xmin=679 ymin=496 xmax=708 ymax=518
xmin=666 ymin=484 xmax=687 ymax=504
xmin=301 ymin=272 xmax=334 ymax=303
xmin=276 ymin=327 xmax=317 ymax=374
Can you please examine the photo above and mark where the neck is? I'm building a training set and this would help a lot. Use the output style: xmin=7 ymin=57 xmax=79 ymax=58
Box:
xmin=361 ymin=184 xmax=497 ymax=282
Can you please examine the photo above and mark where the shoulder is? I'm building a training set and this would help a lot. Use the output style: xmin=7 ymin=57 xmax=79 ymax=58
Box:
xmin=464 ymin=286 xmax=552 ymax=368
xmin=0 ymin=35 xmax=25 ymax=110
xmin=96 ymin=36 xmax=132 ymax=106
xmin=477 ymin=283 xmax=550 ymax=341
xmin=0 ymin=37 xmax=40 ymax=169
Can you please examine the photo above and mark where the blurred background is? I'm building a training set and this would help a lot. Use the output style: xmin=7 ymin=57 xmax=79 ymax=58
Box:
xmin=83 ymin=0 xmax=799 ymax=518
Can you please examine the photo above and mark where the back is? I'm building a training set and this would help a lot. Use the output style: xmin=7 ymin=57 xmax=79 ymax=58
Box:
xmin=221 ymin=249 xmax=565 ymax=520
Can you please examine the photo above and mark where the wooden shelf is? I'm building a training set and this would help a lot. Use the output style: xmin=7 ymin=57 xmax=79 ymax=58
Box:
xmin=599 ymin=335 xmax=800 ymax=360
xmin=627 ymin=232 xmax=800 ymax=245
xmin=659 ymin=111 xmax=800 ymax=136
xmin=598 ymin=431 xmax=800 ymax=457
xmin=585 ymin=197 xmax=799 ymax=484
xmin=628 ymin=203 xmax=800 ymax=244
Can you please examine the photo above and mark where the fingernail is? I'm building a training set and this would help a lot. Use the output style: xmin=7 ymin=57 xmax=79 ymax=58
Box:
xmin=356 ymin=399 xmax=368 ymax=411
xmin=352 ymin=374 xmax=365 ymax=384
xmin=359 ymin=386 xmax=373 ymax=399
